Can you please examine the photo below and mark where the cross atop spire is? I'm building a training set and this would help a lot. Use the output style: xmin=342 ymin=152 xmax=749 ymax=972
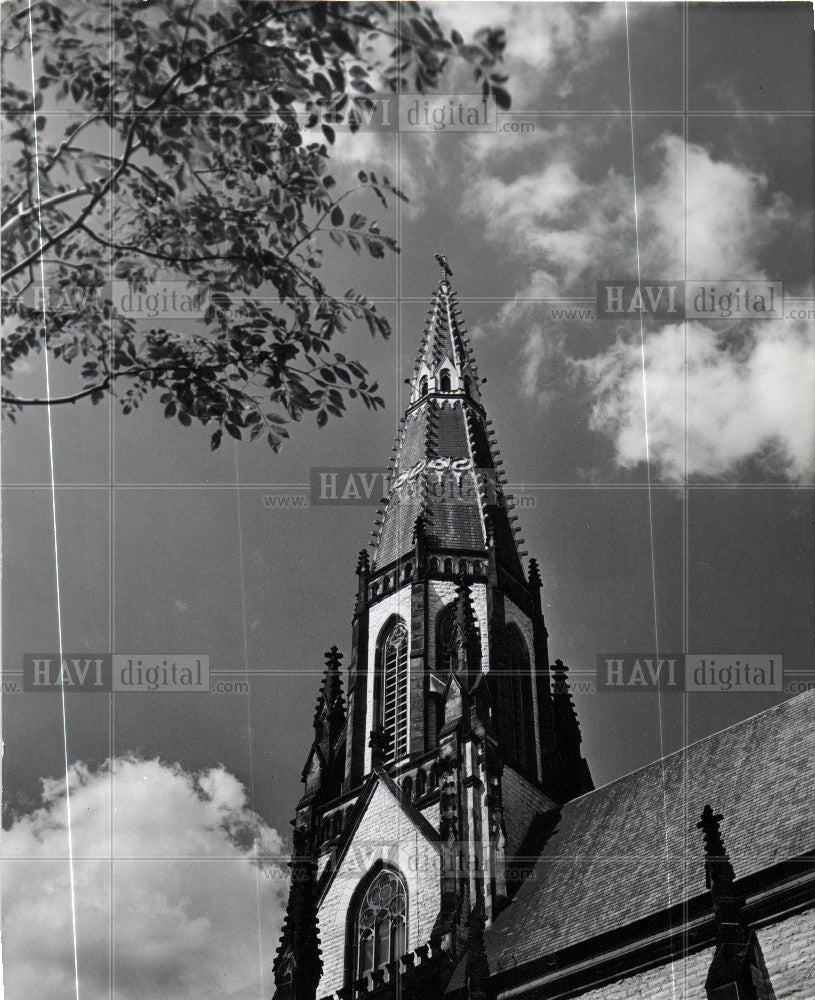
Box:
xmin=434 ymin=251 xmax=453 ymax=277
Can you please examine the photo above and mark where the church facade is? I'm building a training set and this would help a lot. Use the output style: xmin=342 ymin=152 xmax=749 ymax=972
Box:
xmin=273 ymin=267 xmax=814 ymax=1000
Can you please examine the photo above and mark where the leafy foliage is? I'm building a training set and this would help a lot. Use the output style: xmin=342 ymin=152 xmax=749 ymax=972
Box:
xmin=1 ymin=0 xmax=509 ymax=449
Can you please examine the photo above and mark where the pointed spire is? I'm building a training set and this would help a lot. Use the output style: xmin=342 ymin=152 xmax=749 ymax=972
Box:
xmin=273 ymin=826 xmax=323 ymax=1000
xmin=552 ymin=660 xmax=576 ymax=712
xmin=455 ymin=579 xmax=478 ymax=636
xmin=355 ymin=550 xmax=369 ymax=607
xmin=697 ymin=805 xmax=735 ymax=889
xmin=410 ymin=261 xmax=478 ymax=397
xmin=551 ymin=660 xmax=593 ymax=800
xmin=453 ymin=579 xmax=482 ymax=686
xmin=413 ymin=513 xmax=426 ymax=544
xmin=697 ymin=806 xmax=775 ymax=1000
xmin=369 ymin=260 xmax=526 ymax=579
xmin=465 ymin=892 xmax=490 ymax=1000
xmin=697 ymin=804 xmax=746 ymax=935
xmin=314 ymin=646 xmax=344 ymax=729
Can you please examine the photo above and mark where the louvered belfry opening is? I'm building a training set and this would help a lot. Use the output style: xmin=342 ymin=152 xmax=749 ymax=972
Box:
xmin=381 ymin=620 xmax=409 ymax=765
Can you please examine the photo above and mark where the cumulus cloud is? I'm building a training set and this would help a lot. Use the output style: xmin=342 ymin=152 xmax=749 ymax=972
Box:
xmin=578 ymin=316 xmax=815 ymax=482
xmin=640 ymin=135 xmax=793 ymax=281
xmin=433 ymin=2 xmax=640 ymax=107
xmin=2 ymin=756 xmax=288 ymax=1000
xmin=464 ymin=123 xmax=811 ymax=480
xmin=466 ymin=132 xmax=794 ymax=293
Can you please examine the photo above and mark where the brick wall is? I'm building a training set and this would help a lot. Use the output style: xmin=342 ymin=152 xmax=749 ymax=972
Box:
xmin=427 ymin=580 xmax=489 ymax=668
xmin=757 ymin=908 xmax=815 ymax=999
xmin=315 ymin=779 xmax=442 ymax=997
xmin=533 ymin=908 xmax=814 ymax=1000
xmin=564 ymin=948 xmax=712 ymax=1000
xmin=420 ymin=799 xmax=440 ymax=831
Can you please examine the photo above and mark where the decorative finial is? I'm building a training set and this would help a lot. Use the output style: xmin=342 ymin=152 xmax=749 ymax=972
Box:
xmin=368 ymin=727 xmax=391 ymax=768
xmin=455 ymin=578 xmax=477 ymax=633
xmin=324 ymin=646 xmax=343 ymax=669
xmin=698 ymin=804 xmax=735 ymax=887
xmin=434 ymin=252 xmax=453 ymax=277
xmin=356 ymin=549 xmax=369 ymax=576
xmin=528 ymin=557 xmax=542 ymax=589
xmin=413 ymin=513 xmax=426 ymax=543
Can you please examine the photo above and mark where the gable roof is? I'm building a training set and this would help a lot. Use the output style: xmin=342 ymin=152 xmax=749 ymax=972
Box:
xmin=448 ymin=689 xmax=815 ymax=991
xmin=315 ymin=766 xmax=442 ymax=909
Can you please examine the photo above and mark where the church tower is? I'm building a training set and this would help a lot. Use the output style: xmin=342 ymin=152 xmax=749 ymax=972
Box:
xmin=274 ymin=260 xmax=593 ymax=1000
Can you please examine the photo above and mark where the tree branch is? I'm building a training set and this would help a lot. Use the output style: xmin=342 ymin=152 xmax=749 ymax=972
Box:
xmin=2 ymin=376 xmax=112 ymax=406
xmin=0 ymin=185 xmax=94 ymax=236
xmin=2 ymin=115 xmax=140 ymax=284
xmin=2 ymin=113 xmax=104 ymax=222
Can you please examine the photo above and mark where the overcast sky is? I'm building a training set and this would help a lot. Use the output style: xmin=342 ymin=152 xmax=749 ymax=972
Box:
xmin=2 ymin=4 xmax=814 ymax=999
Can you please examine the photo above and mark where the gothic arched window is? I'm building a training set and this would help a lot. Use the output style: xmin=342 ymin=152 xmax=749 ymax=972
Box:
xmin=439 ymin=369 xmax=451 ymax=392
xmin=437 ymin=605 xmax=460 ymax=675
xmin=419 ymin=376 xmax=428 ymax=396
xmin=354 ymin=868 xmax=407 ymax=979
xmin=505 ymin=627 xmax=535 ymax=777
xmin=379 ymin=620 xmax=409 ymax=764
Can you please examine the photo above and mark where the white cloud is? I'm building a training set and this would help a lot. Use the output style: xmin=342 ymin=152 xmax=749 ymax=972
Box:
xmin=463 ymin=124 xmax=811 ymax=481
xmin=640 ymin=134 xmax=792 ymax=281
xmin=578 ymin=317 xmax=815 ymax=482
xmin=2 ymin=756 xmax=288 ymax=1000
xmin=468 ymin=155 xmax=631 ymax=288
xmin=466 ymin=132 xmax=794 ymax=292
xmin=432 ymin=2 xmax=641 ymax=107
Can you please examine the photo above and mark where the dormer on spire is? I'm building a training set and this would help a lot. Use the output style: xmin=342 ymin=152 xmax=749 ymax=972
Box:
xmin=408 ymin=256 xmax=480 ymax=407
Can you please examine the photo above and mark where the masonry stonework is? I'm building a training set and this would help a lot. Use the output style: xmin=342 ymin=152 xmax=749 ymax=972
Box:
xmin=315 ymin=782 xmax=442 ymax=998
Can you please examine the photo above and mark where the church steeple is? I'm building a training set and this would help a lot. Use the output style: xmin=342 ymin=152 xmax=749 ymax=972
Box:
xmin=341 ymin=257 xmax=591 ymax=798
xmin=277 ymin=259 xmax=594 ymax=1000
xmin=371 ymin=265 xmax=525 ymax=581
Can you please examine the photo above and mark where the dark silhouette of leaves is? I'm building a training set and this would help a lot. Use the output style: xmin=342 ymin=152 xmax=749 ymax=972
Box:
xmin=2 ymin=0 xmax=509 ymax=449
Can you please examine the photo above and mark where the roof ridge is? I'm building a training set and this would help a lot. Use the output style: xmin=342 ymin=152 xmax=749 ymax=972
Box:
xmin=568 ymin=689 xmax=814 ymax=804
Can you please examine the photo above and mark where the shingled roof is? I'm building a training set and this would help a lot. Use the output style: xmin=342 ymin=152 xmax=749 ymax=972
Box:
xmin=448 ymin=689 xmax=815 ymax=991
xmin=371 ymin=277 xmax=525 ymax=579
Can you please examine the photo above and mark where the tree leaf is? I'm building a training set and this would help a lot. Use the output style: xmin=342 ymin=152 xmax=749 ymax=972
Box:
xmin=493 ymin=86 xmax=511 ymax=110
